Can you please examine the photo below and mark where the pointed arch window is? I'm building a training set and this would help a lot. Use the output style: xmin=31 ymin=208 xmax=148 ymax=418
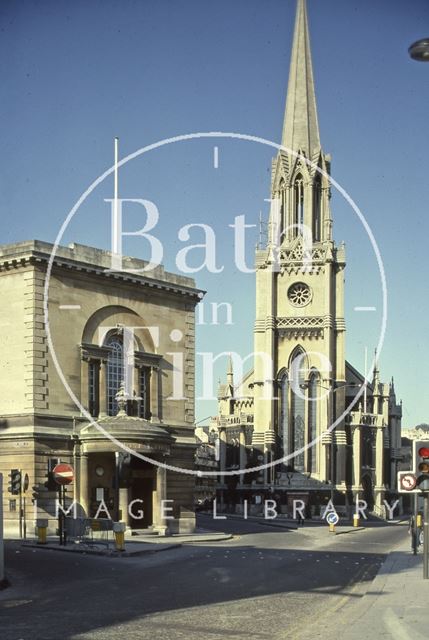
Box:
xmin=307 ymin=373 xmax=319 ymax=472
xmin=280 ymin=372 xmax=289 ymax=464
xmin=294 ymin=174 xmax=304 ymax=236
xmin=313 ymin=176 xmax=321 ymax=242
xmin=290 ymin=350 xmax=306 ymax=471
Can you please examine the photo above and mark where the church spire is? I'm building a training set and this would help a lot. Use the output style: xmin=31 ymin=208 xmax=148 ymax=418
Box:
xmin=282 ymin=0 xmax=321 ymax=156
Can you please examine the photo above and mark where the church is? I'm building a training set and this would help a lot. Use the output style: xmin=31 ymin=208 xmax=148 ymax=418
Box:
xmin=211 ymin=0 xmax=403 ymax=517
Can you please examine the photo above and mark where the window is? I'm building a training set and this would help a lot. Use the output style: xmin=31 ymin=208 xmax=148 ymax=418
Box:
xmin=288 ymin=282 xmax=312 ymax=307
xmin=106 ymin=335 xmax=124 ymax=416
xmin=290 ymin=352 xmax=305 ymax=472
xmin=88 ymin=361 xmax=99 ymax=418
xmin=294 ymin=175 xmax=304 ymax=235
xmin=313 ymin=176 xmax=321 ymax=241
xmin=307 ymin=374 xmax=318 ymax=472
xmin=280 ymin=372 xmax=290 ymax=465
xmin=139 ymin=366 xmax=150 ymax=419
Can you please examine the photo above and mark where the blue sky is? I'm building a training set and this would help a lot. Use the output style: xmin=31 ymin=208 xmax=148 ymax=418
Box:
xmin=1 ymin=0 xmax=429 ymax=427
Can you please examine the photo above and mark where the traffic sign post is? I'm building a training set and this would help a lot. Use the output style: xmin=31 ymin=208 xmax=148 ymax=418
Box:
xmin=398 ymin=440 xmax=429 ymax=579
xmin=52 ymin=463 xmax=74 ymax=486
xmin=326 ymin=511 xmax=339 ymax=533
xmin=52 ymin=463 xmax=74 ymax=546
xmin=424 ymin=492 xmax=429 ymax=580
xmin=397 ymin=471 xmax=418 ymax=493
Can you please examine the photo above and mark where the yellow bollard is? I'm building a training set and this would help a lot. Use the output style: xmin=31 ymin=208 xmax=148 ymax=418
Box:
xmin=417 ymin=513 xmax=423 ymax=528
xmin=36 ymin=518 xmax=48 ymax=545
xmin=329 ymin=523 xmax=335 ymax=533
xmin=113 ymin=522 xmax=126 ymax=551
xmin=353 ymin=514 xmax=360 ymax=527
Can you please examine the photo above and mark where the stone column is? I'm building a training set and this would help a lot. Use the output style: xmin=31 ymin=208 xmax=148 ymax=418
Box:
xmin=150 ymin=367 xmax=159 ymax=421
xmin=375 ymin=427 xmax=385 ymax=510
xmin=133 ymin=364 xmax=141 ymax=417
xmin=73 ymin=443 xmax=81 ymax=508
xmin=335 ymin=430 xmax=347 ymax=485
xmin=353 ymin=426 xmax=361 ymax=488
xmin=99 ymin=359 xmax=108 ymax=417
xmin=239 ymin=426 xmax=247 ymax=485
xmin=218 ymin=427 xmax=227 ymax=509
xmin=119 ymin=487 xmax=130 ymax=527
xmin=80 ymin=453 xmax=90 ymax=517
xmin=154 ymin=465 xmax=168 ymax=535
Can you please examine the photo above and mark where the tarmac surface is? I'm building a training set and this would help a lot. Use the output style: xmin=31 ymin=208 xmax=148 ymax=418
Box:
xmin=0 ymin=515 xmax=420 ymax=640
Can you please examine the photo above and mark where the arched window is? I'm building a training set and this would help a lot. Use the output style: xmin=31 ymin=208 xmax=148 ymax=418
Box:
xmin=106 ymin=334 xmax=124 ymax=416
xmin=294 ymin=174 xmax=304 ymax=236
xmin=280 ymin=372 xmax=289 ymax=464
xmin=307 ymin=373 xmax=318 ymax=472
xmin=290 ymin=350 xmax=306 ymax=471
xmin=313 ymin=176 xmax=321 ymax=241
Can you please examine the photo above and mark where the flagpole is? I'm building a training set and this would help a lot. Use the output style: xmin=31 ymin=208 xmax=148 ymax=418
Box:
xmin=112 ymin=137 xmax=119 ymax=258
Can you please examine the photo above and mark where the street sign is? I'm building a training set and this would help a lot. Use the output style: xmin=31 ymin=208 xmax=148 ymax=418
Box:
xmin=400 ymin=473 xmax=417 ymax=491
xmin=326 ymin=512 xmax=339 ymax=526
xmin=52 ymin=463 xmax=74 ymax=486
xmin=398 ymin=471 xmax=422 ymax=494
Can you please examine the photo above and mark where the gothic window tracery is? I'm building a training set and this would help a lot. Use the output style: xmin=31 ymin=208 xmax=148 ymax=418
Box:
xmin=307 ymin=372 xmax=319 ymax=472
xmin=313 ymin=175 xmax=321 ymax=241
xmin=288 ymin=282 xmax=312 ymax=307
xmin=289 ymin=349 xmax=306 ymax=472
xmin=280 ymin=372 xmax=289 ymax=464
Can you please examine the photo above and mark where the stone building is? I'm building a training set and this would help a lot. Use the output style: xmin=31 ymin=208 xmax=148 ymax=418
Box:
xmin=211 ymin=0 xmax=403 ymax=517
xmin=0 ymin=240 xmax=202 ymax=535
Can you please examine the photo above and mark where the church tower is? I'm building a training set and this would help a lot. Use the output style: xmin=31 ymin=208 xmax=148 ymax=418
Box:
xmin=252 ymin=0 xmax=347 ymax=486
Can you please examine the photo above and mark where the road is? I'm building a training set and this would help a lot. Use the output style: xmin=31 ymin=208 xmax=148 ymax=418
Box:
xmin=0 ymin=516 xmax=407 ymax=640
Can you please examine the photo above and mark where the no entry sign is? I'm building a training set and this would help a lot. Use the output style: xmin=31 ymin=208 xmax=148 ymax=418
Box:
xmin=52 ymin=463 xmax=74 ymax=485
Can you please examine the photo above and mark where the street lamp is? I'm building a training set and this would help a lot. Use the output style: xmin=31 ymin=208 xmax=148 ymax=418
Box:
xmin=409 ymin=38 xmax=429 ymax=62
xmin=408 ymin=35 xmax=429 ymax=576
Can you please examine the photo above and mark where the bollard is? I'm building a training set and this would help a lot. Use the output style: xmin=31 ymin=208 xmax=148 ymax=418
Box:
xmin=417 ymin=513 xmax=423 ymax=528
xmin=329 ymin=523 xmax=335 ymax=533
xmin=36 ymin=518 xmax=48 ymax=545
xmin=353 ymin=514 xmax=360 ymax=527
xmin=113 ymin=522 xmax=126 ymax=551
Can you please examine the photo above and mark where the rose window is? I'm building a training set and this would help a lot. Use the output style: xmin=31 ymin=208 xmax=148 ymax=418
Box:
xmin=288 ymin=282 xmax=311 ymax=307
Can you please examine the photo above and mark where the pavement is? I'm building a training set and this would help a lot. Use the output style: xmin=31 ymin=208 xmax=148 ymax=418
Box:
xmin=20 ymin=528 xmax=233 ymax=556
xmin=309 ymin=538 xmax=429 ymax=640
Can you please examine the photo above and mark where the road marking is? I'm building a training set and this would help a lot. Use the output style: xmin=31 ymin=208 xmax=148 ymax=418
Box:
xmin=213 ymin=146 xmax=219 ymax=168
xmin=354 ymin=306 xmax=376 ymax=311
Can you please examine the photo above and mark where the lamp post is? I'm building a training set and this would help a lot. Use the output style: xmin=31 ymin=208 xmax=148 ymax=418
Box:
xmin=408 ymin=38 xmax=429 ymax=62
xmin=408 ymin=36 xmax=429 ymax=576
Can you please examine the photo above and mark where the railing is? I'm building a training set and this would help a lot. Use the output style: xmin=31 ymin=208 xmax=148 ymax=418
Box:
xmin=65 ymin=517 xmax=113 ymax=548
